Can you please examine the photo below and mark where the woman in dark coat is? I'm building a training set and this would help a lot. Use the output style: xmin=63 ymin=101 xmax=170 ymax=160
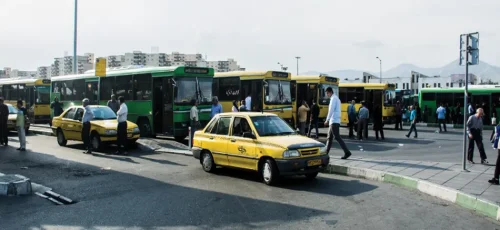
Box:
xmin=373 ymin=105 xmax=385 ymax=140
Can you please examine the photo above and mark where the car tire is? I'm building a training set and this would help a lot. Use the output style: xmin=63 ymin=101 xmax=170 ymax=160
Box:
xmin=201 ymin=151 xmax=216 ymax=173
xmin=261 ymin=159 xmax=279 ymax=185
xmin=305 ymin=172 xmax=319 ymax=180
xmin=57 ymin=129 xmax=67 ymax=146
xmin=91 ymin=133 xmax=101 ymax=150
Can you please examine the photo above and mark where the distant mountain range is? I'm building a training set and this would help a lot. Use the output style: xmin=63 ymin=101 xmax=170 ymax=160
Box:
xmin=302 ymin=59 xmax=500 ymax=81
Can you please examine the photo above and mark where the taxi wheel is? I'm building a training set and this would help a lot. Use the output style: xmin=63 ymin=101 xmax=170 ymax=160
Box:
xmin=57 ymin=129 xmax=67 ymax=146
xmin=91 ymin=133 xmax=101 ymax=150
xmin=305 ymin=172 xmax=319 ymax=180
xmin=201 ymin=151 xmax=216 ymax=173
xmin=261 ymin=159 xmax=279 ymax=185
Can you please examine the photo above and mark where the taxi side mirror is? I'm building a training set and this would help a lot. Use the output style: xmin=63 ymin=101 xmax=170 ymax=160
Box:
xmin=242 ymin=132 xmax=256 ymax=139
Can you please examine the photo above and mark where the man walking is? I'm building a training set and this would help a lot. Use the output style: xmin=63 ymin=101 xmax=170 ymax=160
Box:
xmin=50 ymin=97 xmax=63 ymax=117
xmin=308 ymin=100 xmax=320 ymax=138
xmin=16 ymin=100 xmax=27 ymax=151
xmin=0 ymin=98 xmax=8 ymax=146
xmin=357 ymin=101 xmax=369 ymax=140
xmin=406 ymin=106 xmax=418 ymax=138
xmin=324 ymin=87 xmax=351 ymax=159
xmin=436 ymin=103 xmax=447 ymax=133
xmin=116 ymin=96 xmax=128 ymax=154
xmin=211 ymin=97 xmax=223 ymax=119
xmin=190 ymin=99 xmax=199 ymax=147
xmin=107 ymin=94 xmax=119 ymax=114
xmin=347 ymin=100 xmax=357 ymax=138
xmin=467 ymin=108 xmax=489 ymax=164
xmin=81 ymin=98 xmax=95 ymax=154
xmin=297 ymin=100 xmax=310 ymax=135
xmin=395 ymin=101 xmax=403 ymax=130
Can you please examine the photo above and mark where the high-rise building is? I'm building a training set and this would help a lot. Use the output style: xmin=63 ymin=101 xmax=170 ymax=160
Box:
xmin=207 ymin=58 xmax=243 ymax=72
xmin=50 ymin=53 xmax=94 ymax=76
xmin=123 ymin=51 xmax=147 ymax=66
xmin=37 ymin=66 xmax=52 ymax=79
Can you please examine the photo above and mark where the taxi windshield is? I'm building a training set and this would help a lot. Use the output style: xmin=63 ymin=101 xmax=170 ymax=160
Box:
xmin=90 ymin=107 xmax=117 ymax=120
xmin=250 ymin=116 xmax=296 ymax=137
xmin=7 ymin=104 xmax=17 ymax=114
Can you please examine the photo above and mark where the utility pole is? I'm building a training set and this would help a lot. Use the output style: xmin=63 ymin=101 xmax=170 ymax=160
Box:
xmin=460 ymin=32 xmax=479 ymax=171
xmin=376 ymin=57 xmax=382 ymax=83
xmin=295 ymin=56 xmax=301 ymax=75
xmin=73 ymin=0 xmax=78 ymax=74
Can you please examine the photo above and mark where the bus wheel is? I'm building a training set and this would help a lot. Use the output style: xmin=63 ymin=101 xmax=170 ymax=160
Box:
xmin=138 ymin=118 xmax=152 ymax=137
xmin=174 ymin=135 xmax=187 ymax=142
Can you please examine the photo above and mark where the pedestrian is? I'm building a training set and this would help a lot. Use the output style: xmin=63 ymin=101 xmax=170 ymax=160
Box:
xmin=231 ymin=100 xmax=239 ymax=112
xmin=0 ymin=97 xmax=8 ymax=146
xmin=324 ymin=87 xmax=352 ymax=159
xmin=405 ymin=105 xmax=418 ymax=138
xmin=415 ymin=104 xmax=422 ymax=123
xmin=116 ymin=96 xmax=128 ymax=154
xmin=81 ymin=98 xmax=95 ymax=154
xmin=190 ymin=99 xmax=199 ymax=147
xmin=245 ymin=94 xmax=252 ymax=112
xmin=107 ymin=94 xmax=119 ymax=114
xmin=436 ymin=103 xmax=447 ymax=133
xmin=373 ymin=105 xmax=384 ymax=140
xmin=394 ymin=101 xmax=403 ymax=130
xmin=456 ymin=102 xmax=463 ymax=124
xmin=211 ymin=96 xmax=222 ymax=119
xmin=490 ymin=113 xmax=497 ymax=145
xmin=298 ymin=100 xmax=310 ymax=135
xmin=357 ymin=101 xmax=369 ymax=140
xmin=239 ymin=100 xmax=247 ymax=111
xmin=16 ymin=100 xmax=27 ymax=151
xmin=308 ymin=100 xmax=320 ymax=138
xmin=467 ymin=108 xmax=489 ymax=164
xmin=347 ymin=100 xmax=357 ymax=138
xmin=50 ymin=97 xmax=64 ymax=117
xmin=468 ymin=103 xmax=475 ymax=117
xmin=489 ymin=123 xmax=500 ymax=185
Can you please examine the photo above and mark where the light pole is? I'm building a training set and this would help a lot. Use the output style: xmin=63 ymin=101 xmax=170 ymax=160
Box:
xmin=295 ymin=56 xmax=301 ymax=75
xmin=376 ymin=57 xmax=382 ymax=83
xmin=73 ymin=0 xmax=78 ymax=74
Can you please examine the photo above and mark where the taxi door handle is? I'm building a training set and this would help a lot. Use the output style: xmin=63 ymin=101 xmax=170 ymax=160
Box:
xmin=230 ymin=139 xmax=236 ymax=142
xmin=209 ymin=136 xmax=214 ymax=140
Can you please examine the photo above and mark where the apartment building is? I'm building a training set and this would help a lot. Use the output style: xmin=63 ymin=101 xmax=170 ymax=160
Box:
xmin=0 ymin=67 xmax=37 ymax=78
xmin=37 ymin=66 xmax=52 ymax=78
xmin=207 ymin=58 xmax=244 ymax=72
xmin=50 ymin=53 xmax=94 ymax=76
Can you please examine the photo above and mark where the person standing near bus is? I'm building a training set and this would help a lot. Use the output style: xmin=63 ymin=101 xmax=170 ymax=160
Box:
xmin=0 ymin=98 xmax=8 ymax=146
xmin=394 ymin=101 xmax=402 ymax=130
xmin=245 ymin=94 xmax=252 ymax=112
xmin=82 ymin=98 xmax=95 ymax=154
xmin=324 ymin=87 xmax=351 ymax=159
xmin=16 ymin=100 xmax=27 ymax=151
xmin=297 ymin=100 xmax=310 ymax=135
xmin=190 ymin=99 xmax=199 ymax=147
xmin=309 ymin=100 xmax=320 ymax=138
xmin=231 ymin=100 xmax=239 ymax=112
xmin=116 ymin=96 xmax=128 ymax=155
xmin=239 ymin=100 xmax=247 ymax=111
xmin=406 ymin=106 xmax=418 ymax=138
xmin=357 ymin=101 xmax=369 ymax=140
xmin=373 ymin=105 xmax=385 ymax=140
xmin=467 ymin=108 xmax=489 ymax=164
xmin=347 ymin=100 xmax=357 ymax=138
xmin=211 ymin=97 xmax=222 ymax=119
xmin=436 ymin=103 xmax=447 ymax=133
xmin=50 ymin=97 xmax=63 ymax=117
xmin=107 ymin=94 xmax=119 ymax=114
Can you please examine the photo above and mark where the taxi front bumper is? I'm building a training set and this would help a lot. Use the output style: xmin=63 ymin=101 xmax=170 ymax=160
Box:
xmin=275 ymin=155 xmax=330 ymax=176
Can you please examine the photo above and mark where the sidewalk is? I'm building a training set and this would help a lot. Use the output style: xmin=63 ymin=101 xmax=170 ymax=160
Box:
xmin=326 ymin=156 xmax=500 ymax=220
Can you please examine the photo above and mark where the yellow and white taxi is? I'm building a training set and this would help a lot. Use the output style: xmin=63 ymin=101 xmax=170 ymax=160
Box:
xmin=192 ymin=112 xmax=329 ymax=185
xmin=51 ymin=105 xmax=140 ymax=150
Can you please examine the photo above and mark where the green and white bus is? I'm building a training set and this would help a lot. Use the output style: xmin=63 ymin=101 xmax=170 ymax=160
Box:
xmin=50 ymin=66 xmax=214 ymax=141
xmin=419 ymin=86 xmax=500 ymax=124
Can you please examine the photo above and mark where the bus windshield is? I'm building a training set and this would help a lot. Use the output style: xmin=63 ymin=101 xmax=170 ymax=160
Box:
xmin=36 ymin=86 xmax=50 ymax=104
xmin=265 ymin=80 xmax=291 ymax=105
xmin=175 ymin=77 xmax=212 ymax=104
xmin=384 ymin=90 xmax=397 ymax=106
xmin=319 ymin=84 xmax=339 ymax=105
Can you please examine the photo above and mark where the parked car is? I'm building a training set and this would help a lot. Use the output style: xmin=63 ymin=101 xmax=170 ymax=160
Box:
xmin=192 ymin=112 xmax=329 ymax=185
xmin=6 ymin=104 xmax=30 ymax=132
xmin=51 ymin=105 xmax=140 ymax=150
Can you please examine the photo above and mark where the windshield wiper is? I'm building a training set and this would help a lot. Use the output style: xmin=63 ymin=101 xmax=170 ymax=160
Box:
xmin=195 ymin=77 xmax=204 ymax=102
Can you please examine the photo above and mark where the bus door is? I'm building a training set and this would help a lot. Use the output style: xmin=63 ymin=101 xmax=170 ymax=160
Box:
xmin=152 ymin=77 xmax=173 ymax=135
xmin=85 ymin=80 xmax=99 ymax=105
xmin=26 ymin=86 xmax=35 ymax=120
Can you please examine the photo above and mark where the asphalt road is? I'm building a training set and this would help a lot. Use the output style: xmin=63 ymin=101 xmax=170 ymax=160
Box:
xmin=0 ymin=134 xmax=498 ymax=229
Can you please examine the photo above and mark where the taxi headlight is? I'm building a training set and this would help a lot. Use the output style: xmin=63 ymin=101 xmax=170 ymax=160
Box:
xmin=320 ymin=146 xmax=327 ymax=155
xmin=283 ymin=150 xmax=300 ymax=158
xmin=105 ymin=130 xmax=117 ymax=135
xmin=132 ymin=127 xmax=140 ymax=134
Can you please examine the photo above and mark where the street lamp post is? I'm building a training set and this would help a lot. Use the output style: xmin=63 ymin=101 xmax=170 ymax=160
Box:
xmin=295 ymin=56 xmax=301 ymax=75
xmin=73 ymin=0 xmax=78 ymax=74
xmin=376 ymin=57 xmax=382 ymax=83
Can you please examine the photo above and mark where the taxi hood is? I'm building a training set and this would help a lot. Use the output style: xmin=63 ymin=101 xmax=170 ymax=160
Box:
xmin=259 ymin=135 xmax=324 ymax=150
xmin=90 ymin=120 xmax=137 ymax=129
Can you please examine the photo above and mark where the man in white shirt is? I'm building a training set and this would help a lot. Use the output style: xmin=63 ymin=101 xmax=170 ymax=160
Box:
xmin=324 ymin=87 xmax=352 ymax=159
xmin=245 ymin=94 xmax=252 ymax=112
xmin=116 ymin=96 xmax=128 ymax=154
xmin=190 ymin=99 xmax=199 ymax=147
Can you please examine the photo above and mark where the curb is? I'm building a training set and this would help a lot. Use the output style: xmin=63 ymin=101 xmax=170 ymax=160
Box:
xmin=325 ymin=164 xmax=500 ymax=221
xmin=0 ymin=173 xmax=32 ymax=196
xmin=29 ymin=129 xmax=54 ymax=136
xmin=156 ymin=148 xmax=193 ymax=156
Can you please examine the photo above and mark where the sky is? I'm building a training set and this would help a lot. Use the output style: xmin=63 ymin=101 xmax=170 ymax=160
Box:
xmin=1 ymin=0 xmax=499 ymax=73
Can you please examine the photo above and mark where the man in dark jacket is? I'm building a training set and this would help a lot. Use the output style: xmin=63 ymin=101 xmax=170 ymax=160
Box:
xmin=50 ymin=97 xmax=63 ymax=117
xmin=347 ymin=100 xmax=357 ymax=138
xmin=0 ymin=97 xmax=9 ymax=146
xmin=308 ymin=100 xmax=320 ymax=138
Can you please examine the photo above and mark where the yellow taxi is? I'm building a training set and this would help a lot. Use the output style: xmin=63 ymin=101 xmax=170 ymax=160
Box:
xmin=192 ymin=112 xmax=330 ymax=185
xmin=6 ymin=104 xmax=30 ymax=132
xmin=51 ymin=105 xmax=140 ymax=150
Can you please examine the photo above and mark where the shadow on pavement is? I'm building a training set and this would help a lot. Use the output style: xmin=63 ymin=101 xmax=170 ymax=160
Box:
xmin=348 ymin=159 xmax=448 ymax=170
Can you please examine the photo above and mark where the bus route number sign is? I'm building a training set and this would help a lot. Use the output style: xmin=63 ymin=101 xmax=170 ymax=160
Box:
xmin=324 ymin=77 xmax=338 ymax=83
xmin=272 ymin=72 xmax=288 ymax=78
xmin=184 ymin=67 xmax=209 ymax=74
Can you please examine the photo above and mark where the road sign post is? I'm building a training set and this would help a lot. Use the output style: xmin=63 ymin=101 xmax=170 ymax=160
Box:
xmin=95 ymin=58 xmax=107 ymax=77
xmin=460 ymin=32 xmax=479 ymax=171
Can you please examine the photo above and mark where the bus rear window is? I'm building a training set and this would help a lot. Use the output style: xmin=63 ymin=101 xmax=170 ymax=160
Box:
xmin=422 ymin=92 xmax=436 ymax=101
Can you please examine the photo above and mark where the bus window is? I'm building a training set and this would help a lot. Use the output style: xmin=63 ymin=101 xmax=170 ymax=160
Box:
xmin=265 ymin=80 xmax=291 ymax=104
xmin=116 ymin=75 xmax=133 ymax=100
xmin=18 ymin=84 xmax=25 ymax=100
xmin=10 ymin=85 xmax=18 ymax=100
xmin=346 ymin=87 xmax=363 ymax=103
xmin=319 ymin=84 xmax=338 ymax=105
xmin=133 ymin=74 xmax=152 ymax=100
xmin=35 ymin=86 xmax=50 ymax=104
xmin=384 ymin=89 xmax=396 ymax=105
xmin=218 ymin=77 xmax=240 ymax=101
xmin=74 ymin=79 xmax=86 ymax=100
xmin=100 ymin=77 xmax=115 ymax=101
xmin=422 ymin=92 xmax=436 ymax=101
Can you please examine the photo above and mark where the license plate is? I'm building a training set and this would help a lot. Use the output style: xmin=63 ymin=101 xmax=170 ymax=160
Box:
xmin=307 ymin=159 xmax=322 ymax=167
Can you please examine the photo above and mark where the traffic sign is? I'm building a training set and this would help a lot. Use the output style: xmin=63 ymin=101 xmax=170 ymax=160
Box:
xmin=95 ymin=58 xmax=107 ymax=77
